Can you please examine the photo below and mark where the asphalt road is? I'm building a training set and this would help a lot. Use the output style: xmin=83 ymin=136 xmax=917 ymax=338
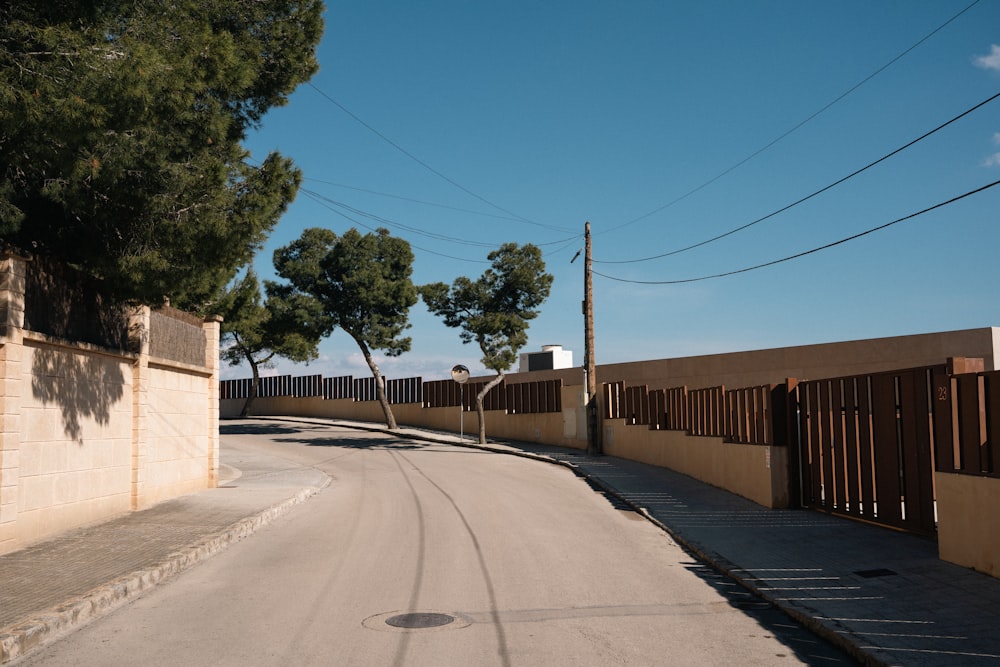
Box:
xmin=20 ymin=420 xmax=855 ymax=666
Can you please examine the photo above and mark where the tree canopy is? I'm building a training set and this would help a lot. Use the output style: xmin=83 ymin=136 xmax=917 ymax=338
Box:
xmin=215 ymin=269 xmax=330 ymax=416
xmin=273 ymin=227 xmax=418 ymax=429
xmin=0 ymin=1 xmax=324 ymax=307
xmin=421 ymin=243 xmax=553 ymax=443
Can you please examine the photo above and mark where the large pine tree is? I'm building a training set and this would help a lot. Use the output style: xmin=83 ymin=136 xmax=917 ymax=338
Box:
xmin=0 ymin=1 xmax=324 ymax=307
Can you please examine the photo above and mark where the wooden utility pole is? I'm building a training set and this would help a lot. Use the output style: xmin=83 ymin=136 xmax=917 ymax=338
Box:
xmin=583 ymin=221 xmax=601 ymax=455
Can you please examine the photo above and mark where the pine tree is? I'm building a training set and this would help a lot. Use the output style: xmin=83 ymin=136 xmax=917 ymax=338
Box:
xmin=216 ymin=270 xmax=330 ymax=417
xmin=0 ymin=1 xmax=324 ymax=307
xmin=421 ymin=243 xmax=553 ymax=444
xmin=273 ymin=227 xmax=418 ymax=430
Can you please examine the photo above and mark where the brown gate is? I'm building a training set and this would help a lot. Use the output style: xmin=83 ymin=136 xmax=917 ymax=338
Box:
xmin=796 ymin=365 xmax=942 ymax=536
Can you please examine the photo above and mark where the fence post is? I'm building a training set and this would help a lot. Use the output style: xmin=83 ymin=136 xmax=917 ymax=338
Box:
xmin=202 ymin=315 xmax=221 ymax=489
xmin=771 ymin=379 xmax=801 ymax=508
xmin=129 ymin=306 xmax=150 ymax=509
xmin=0 ymin=253 xmax=27 ymax=552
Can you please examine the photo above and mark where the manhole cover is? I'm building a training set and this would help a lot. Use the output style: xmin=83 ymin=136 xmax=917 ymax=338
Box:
xmin=854 ymin=568 xmax=898 ymax=579
xmin=385 ymin=612 xmax=455 ymax=629
xmin=363 ymin=610 xmax=471 ymax=632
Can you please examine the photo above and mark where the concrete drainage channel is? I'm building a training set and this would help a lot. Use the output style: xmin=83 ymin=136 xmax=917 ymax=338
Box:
xmin=363 ymin=611 xmax=472 ymax=632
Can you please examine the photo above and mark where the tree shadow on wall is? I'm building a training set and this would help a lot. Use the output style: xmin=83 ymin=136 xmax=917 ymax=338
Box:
xmin=31 ymin=347 xmax=126 ymax=443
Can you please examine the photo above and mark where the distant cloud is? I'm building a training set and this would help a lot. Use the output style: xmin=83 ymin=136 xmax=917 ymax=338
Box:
xmin=986 ymin=133 xmax=1000 ymax=168
xmin=974 ymin=44 xmax=1000 ymax=71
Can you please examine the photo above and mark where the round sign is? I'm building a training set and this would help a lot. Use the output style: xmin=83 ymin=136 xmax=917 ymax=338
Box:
xmin=451 ymin=364 xmax=470 ymax=384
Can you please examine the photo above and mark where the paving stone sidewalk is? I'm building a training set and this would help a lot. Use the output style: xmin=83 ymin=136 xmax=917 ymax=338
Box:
xmin=0 ymin=444 xmax=329 ymax=664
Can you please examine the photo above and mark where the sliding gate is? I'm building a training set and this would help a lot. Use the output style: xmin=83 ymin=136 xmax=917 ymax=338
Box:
xmin=796 ymin=365 xmax=942 ymax=536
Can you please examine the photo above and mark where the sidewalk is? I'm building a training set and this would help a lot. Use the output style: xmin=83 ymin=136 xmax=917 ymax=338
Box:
xmin=0 ymin=441 xmax=330 ymax=663
xmin=3 ymin=417 xmax=1000 ymax=666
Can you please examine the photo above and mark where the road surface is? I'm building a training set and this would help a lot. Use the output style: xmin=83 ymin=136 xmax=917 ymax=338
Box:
xmin=20 ymin=420 xmax=855 ymax=665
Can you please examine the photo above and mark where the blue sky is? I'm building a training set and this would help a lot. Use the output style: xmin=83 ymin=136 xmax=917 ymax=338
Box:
xmin=233 ymin=1 xmax=1000 ymax=382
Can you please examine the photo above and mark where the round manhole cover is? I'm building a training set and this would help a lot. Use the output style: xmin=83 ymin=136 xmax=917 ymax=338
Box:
xmin=363 ymin=610 xmax=471 ymax=632
xmin=385 ymin=612 xmax=455 ymax=629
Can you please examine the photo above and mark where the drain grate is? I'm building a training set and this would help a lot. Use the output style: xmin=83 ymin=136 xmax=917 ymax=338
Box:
xmin=385 ymin=612 xmax=456 ymax=629
xmin=854 ymin=568 xmax=898 ymax=578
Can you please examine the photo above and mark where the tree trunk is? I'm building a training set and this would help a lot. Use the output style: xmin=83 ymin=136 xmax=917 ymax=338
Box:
xmin=475 ymin=371 xmax=505 ymax=444
xmin=354 ymin=336 xmax=398 ymax=430
xmin=241 ymin=359 xmax=262 ymax=418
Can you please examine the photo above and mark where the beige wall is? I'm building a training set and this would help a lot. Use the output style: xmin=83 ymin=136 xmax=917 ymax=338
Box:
xmin=936 ymin=472 xmax=1000 ymax=578
xmin=602 ymin=420 xmax=789 ymax=508
xmin=595 ymin=327 xmax=1000 ymax=390
xmin=228 ymin=384 xmax=590 ymax=451
xmin=140 ymin=364 xmax=214 ymax=508
xmin=0 ymin=253 xmax=220 ymax=555
xmin=15 ymin=338 xmax=135 ymax=547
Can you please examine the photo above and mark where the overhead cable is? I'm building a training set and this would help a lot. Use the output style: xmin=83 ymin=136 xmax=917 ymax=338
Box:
xmin=593 ymin=177 xmax=1000 ymax=285
xmin=300 ymin=189 xmax=490 ymax=263
xmin=301 ymin=188 xmax=580 ymax=249
xmin=595 ymin=89 xmax=1000 ymax=264
xmin=302 ymin=178 xmax=531 ymax=223
xmin=306 ymin=83 xmax=576 ymax=234
xmin=600 ymin=0 xmax=983 ymax=235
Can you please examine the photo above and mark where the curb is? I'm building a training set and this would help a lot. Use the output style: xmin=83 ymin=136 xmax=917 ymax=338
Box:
xmin=579 ymin=476 xmax=882 ymax=667
xmin=0 ymin=482 xmax=328 ymax=665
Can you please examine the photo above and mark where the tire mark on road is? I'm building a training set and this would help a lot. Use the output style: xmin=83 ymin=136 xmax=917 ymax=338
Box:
xmin=387 ymin=450 xmax=428 ymax=667
xmin=399 ymin=452 xmax=512 ymax=667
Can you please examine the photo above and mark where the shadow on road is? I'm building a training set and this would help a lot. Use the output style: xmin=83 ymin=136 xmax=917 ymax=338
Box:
xmin=681 ymin=561 xmax=859 ymax=665
xmin=220 ymin=422 xmax=302 ymax=436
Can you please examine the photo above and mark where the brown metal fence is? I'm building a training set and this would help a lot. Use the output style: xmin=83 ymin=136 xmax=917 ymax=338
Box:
xmin=796 ymin=367 xmax=940 ymax=535
xmin=688 ymin=386 xmax=725 ymax=437
xmin=293 ymin=374 xmax=325 ymax=398
xmin=386 ymin=377 xmax=423 ymax=404
xmin=353 ymin=376 xmax=380 ymax=402
xmin=507 ymin=379 xmax=561 ymax=414
xmin=932 ymin=367 xmax=999 ymax=477
xmin=600 ymin=360 xmax=998 ymax=538
xmin=653 ymin=386 xmax=689 ymax=431
xmin=725 ymin=385 xmax=773 ymax=445
xmin=223 ymin=372 xmax=562 ymax=414
xmin=220 ymin=375 xmax=292 ymax=400
xmin=604 ymin=380 xmax=773 ymax=443
xmin=323 ymin=375 xmax=353 ymax=400
xmin=423 ymin=378 xmax=464 ymax=408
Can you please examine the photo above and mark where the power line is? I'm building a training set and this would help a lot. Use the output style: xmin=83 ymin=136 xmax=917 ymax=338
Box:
xmin=302 ymin=188 xmax=498 ymax=247
xmin=301 ymin=177 xmax=531 ymax=223
xmin=595 ymin=89 xmax=1000 ymax=264
xmin=599 ymin=0 xmax=983 ymax=235
xmin=593 ymin=178 xmax=1000 ymax=285
xmin=301 ymin=187 xmax=580 ymax=250
xmin=300 ymin=189 xmax=490 ymax=264
xmin=306 ymin=83 xmax=576 ymax=235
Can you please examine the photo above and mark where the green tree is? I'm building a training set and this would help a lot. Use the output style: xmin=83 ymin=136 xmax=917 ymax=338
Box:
xmin=273 ymin=227 xmax=418 ymax=429
xmin=421 ymin=243 xmax=553 ymax=444
xmin=0 ymin=1 xmax=324 ymax=307
xmin=215 ymin=270 xmax=329 ymax=417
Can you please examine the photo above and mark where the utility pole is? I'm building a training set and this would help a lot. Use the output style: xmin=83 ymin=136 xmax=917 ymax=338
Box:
xmin=583 ymin=221 xmax=601 ymax=455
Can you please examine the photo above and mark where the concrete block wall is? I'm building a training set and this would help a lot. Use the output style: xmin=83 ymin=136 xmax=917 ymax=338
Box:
xmin=0 ymin=253 xmax=220 ymax=555
xmin=140 ymin=365 xmax=213 ymax=507
xmin=16 ymin=339 xmax=135 ymax=546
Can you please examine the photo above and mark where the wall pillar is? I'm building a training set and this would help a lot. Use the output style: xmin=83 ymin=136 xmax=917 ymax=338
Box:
xmin=0 ymin=253 xmax=27 ymax=551
xmin=129 ymin=306 xmax=150 ymax=510
xmin=203 ymin=315 xmax=222 ymax=487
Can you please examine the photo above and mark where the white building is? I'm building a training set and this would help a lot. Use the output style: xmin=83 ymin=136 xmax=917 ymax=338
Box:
xmin=518 ymin=345 xmax=574 ymax=373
